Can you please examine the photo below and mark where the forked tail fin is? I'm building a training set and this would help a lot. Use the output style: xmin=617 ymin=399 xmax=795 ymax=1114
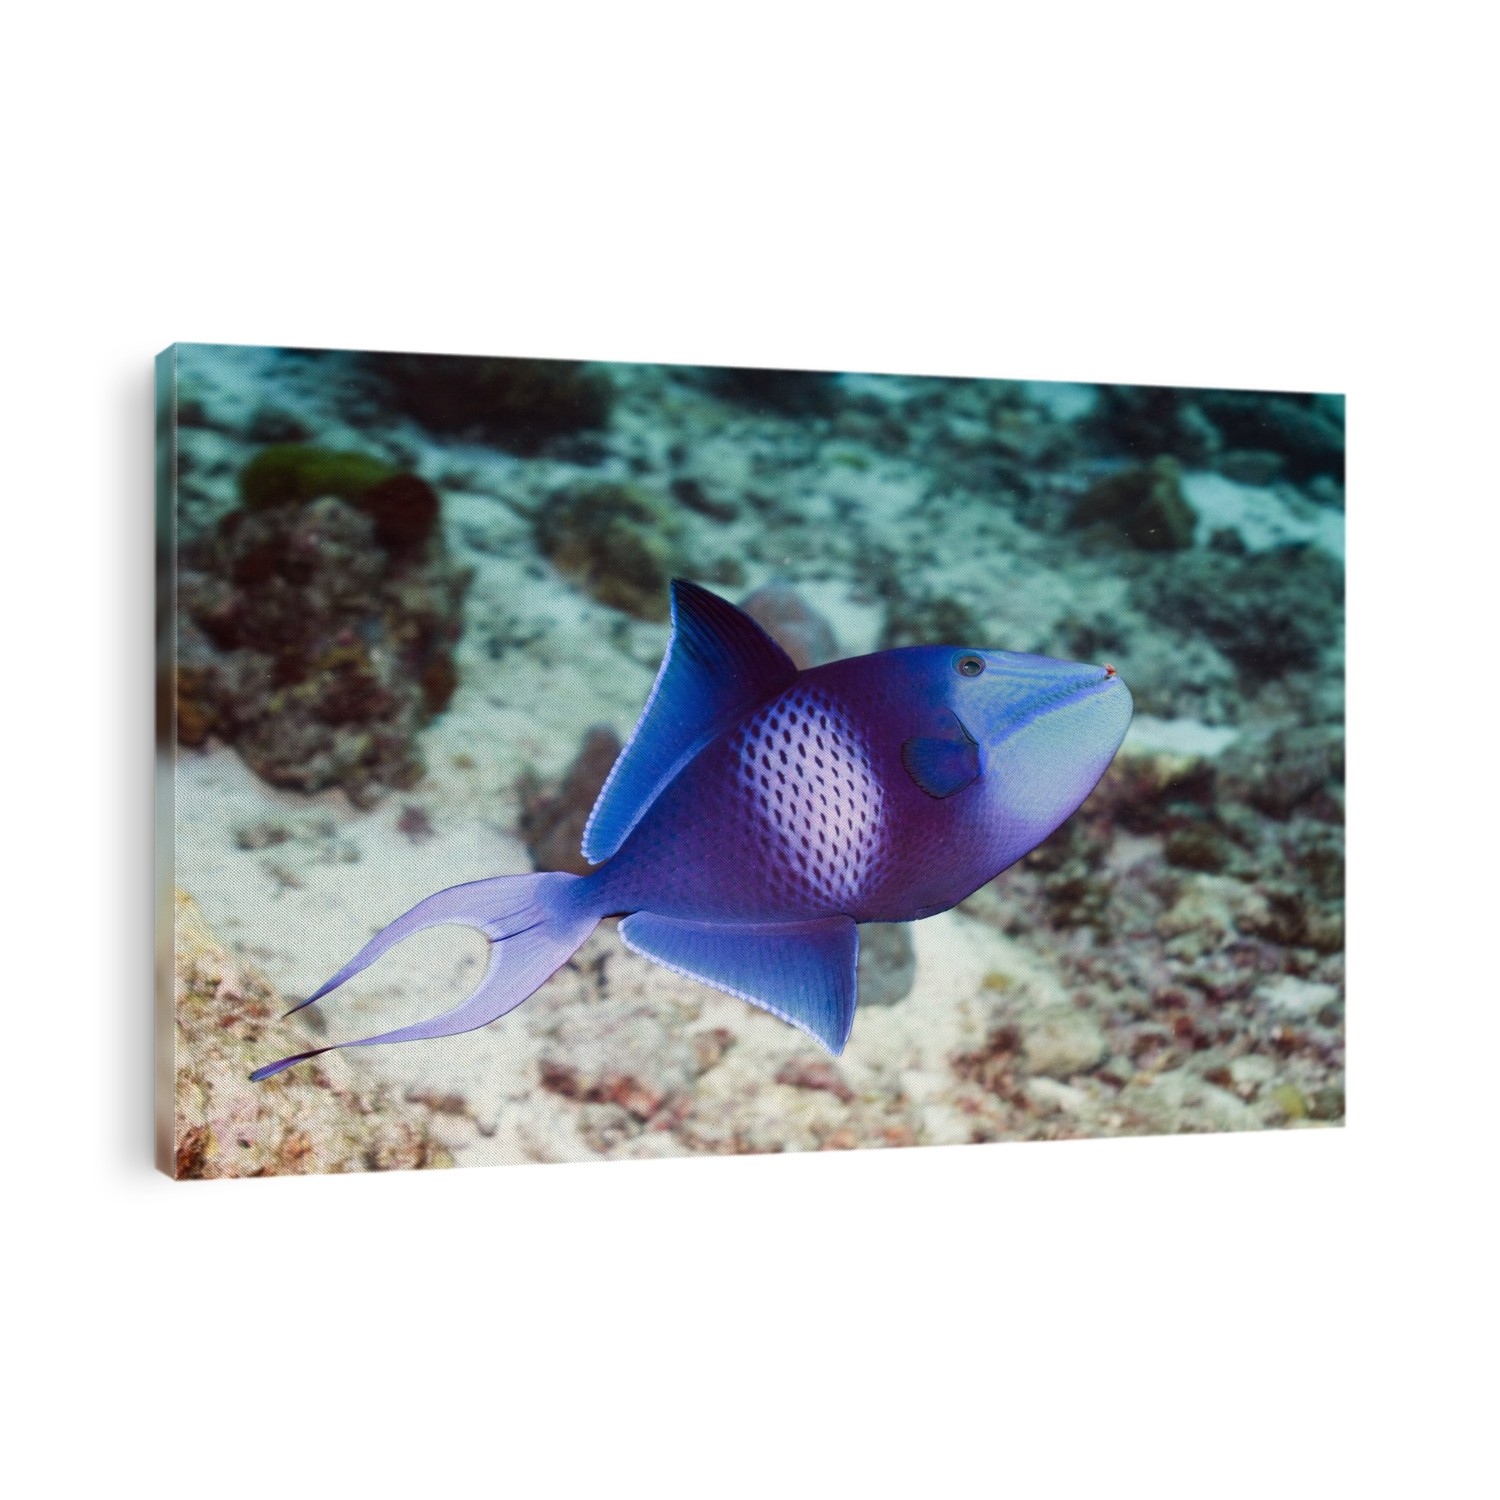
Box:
xmin=250 ymin=872 xmax=599 ymax=1081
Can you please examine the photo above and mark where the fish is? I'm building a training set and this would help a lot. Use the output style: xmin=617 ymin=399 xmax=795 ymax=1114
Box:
xmin=250 ymin=580 xmax=1132 ymax=1079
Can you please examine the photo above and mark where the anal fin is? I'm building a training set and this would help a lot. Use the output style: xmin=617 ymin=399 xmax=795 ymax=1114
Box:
xmin=619 ymin=912 xmax=859 ymax=1055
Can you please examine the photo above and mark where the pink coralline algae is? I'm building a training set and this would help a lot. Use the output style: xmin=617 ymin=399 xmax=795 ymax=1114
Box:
xmin=167 ymin=892 xmax=450 ymax=1178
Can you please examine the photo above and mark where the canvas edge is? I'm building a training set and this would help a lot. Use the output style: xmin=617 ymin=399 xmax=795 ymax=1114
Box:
xmin=153 ymin=346 xmax=179 ymax=1177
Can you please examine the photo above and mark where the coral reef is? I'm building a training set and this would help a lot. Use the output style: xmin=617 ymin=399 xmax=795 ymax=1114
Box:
xmin=538 ymin=1006 xmax=700 ymax=1124
xmin=533 ymin=481 xmax=682 ymax=620
xmin=704 ymin=365 xmax=839 ymax=416
xmin=1089 ymin=384 xmax=1219 ymax=463
xmin=170 ymin=891 xmax=450 ymax=1178
xmin=1196 ymin=390 xmax=1345 ymax=483
xmin=1090 ymin=383 xmax=1344 ymax=485
xmin=517 ymin=726 xmax=623 ymax=875
xmin=1018 ymin=1006 xmax=1109 ymax=1080
xmin=1069 ymin=456 xmax=1197 ymax=550
xmin=176 ymin=448 xmax=469 ymax=803
xmin=360 ymin=353 xmax=613 ymax=455
xmin=1130 ymin=541 xmax=1343 ymax=679
xmin=670 ymin=475 xmax=741 ymax=523
xmin=1218 ymin=724 xmax=1345 ymax=821
xmin=877 ymin=580 xmax=984 ymax=650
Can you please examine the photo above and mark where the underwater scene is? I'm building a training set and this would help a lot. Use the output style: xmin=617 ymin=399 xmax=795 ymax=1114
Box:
xmin=157 ymin=345 xmax=1345 ymax=1177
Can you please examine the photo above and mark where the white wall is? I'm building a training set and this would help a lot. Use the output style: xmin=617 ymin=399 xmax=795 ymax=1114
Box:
xmin=4 ymin=5 xmax=1490 ymax=1496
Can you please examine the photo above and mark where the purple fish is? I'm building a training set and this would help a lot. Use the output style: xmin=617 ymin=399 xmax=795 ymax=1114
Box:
xmin=251 ymin=581 xmax=1131 ymax=1079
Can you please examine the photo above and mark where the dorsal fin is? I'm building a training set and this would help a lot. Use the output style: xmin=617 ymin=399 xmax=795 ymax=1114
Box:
xmin=581 ymin=579 xmax=799 ymax=863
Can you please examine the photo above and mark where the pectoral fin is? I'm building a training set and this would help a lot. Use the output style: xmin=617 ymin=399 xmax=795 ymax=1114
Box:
xmin=619 ymin=912 xmax=859 ymax=1054
xmin=901 ymin=711 xmax=981 ymax=798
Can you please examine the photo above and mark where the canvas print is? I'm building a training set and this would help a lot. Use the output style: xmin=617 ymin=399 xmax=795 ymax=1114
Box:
xmin=156 ymin=345 xmax=1345 ymax=1178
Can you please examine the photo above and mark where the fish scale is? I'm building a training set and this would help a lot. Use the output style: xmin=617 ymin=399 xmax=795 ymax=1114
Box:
xmin=731 ymin=684 xmax=886 ymax=910
xmin=252 ymin=579 xmax=1131 ymax=1076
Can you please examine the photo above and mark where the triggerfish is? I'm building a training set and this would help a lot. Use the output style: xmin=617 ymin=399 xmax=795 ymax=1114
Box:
xmin=251 ymin=580 xmax=1131 ymax=1078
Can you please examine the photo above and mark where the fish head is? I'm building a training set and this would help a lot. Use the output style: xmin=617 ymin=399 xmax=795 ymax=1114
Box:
xmin=943 ymin=646 xmax=1133 ymax=859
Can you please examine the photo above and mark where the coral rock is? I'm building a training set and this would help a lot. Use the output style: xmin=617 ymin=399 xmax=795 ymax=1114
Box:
xmin=356 ymin=473 xmax=441 ymax=553
xmin=1256 ymin=975 xmax=1339 ymax=1019
xmin=671 ymin=475 xmax=740 ymax=523
xmin=1131 ymin=543 xmax=1344 ymax=680
xmin=1220 ymin=726 xmax=1344 ymax=820
xmin=1094 ymin=749 xmax=1217 ymax=834
xmin=362 ymin=353 xmax=613 ymax=455
xmin=880 ymin=589 xmax=983 ymax=650
xmin=1071 ymin=456 xmax=1197 ymax=550
xmin=1215 ymin=449 xmax=1286 ymax=486
xmin=534 ymin=482 xmax=682 ymax=620
xmin=706 ymin=365 xmax=839 ymax=416
xmin=177 ymin=469 xmax=469 ymax=802
xmin=245 ymin=406 xmax=313 ymax=444
xmin=517 ymin=726 xmax=623 ymax=875
xmin=238 ymin=444 xmax=441 ymax=554
xmin=1019 ymin=1008 xmax=1108 ymax=1079
xmin=1234 ymin=884 xmax=1308 ymax=947
xmin=167 ymin=891 xmax=450 ymax=1178
xmin=738 ymin=581 xmax=839 ymax=670
xmin=1164 ymin=821 xmax=1232 ymax=873
xmin=1196 ymin=390 xmax=1344 ymax=483
xmin=1089 ymin=384 xmax=1219 ymax=464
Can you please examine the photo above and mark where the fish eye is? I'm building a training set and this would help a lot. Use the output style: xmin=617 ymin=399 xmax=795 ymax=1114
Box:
xmin=955 ymin=654 xmax=985 ymax=678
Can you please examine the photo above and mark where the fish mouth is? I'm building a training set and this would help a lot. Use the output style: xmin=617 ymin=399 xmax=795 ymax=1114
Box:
xmin=1057 ymin=662 xmax=1129 ymax=705
xmin=1084 ymin=661 xmax=1128 ymax=694
xmin=983 ymin=664 xmax=1129 ymax=750
xmin=1083 ymin=663 xmax=1132 ymax=712
xmin=979 ymin=658 xmax=1134 ymax=847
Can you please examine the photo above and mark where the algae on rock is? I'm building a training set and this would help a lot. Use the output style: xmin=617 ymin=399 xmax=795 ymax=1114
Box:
xmin=239 ymin=444 xmax=398 ymax=511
